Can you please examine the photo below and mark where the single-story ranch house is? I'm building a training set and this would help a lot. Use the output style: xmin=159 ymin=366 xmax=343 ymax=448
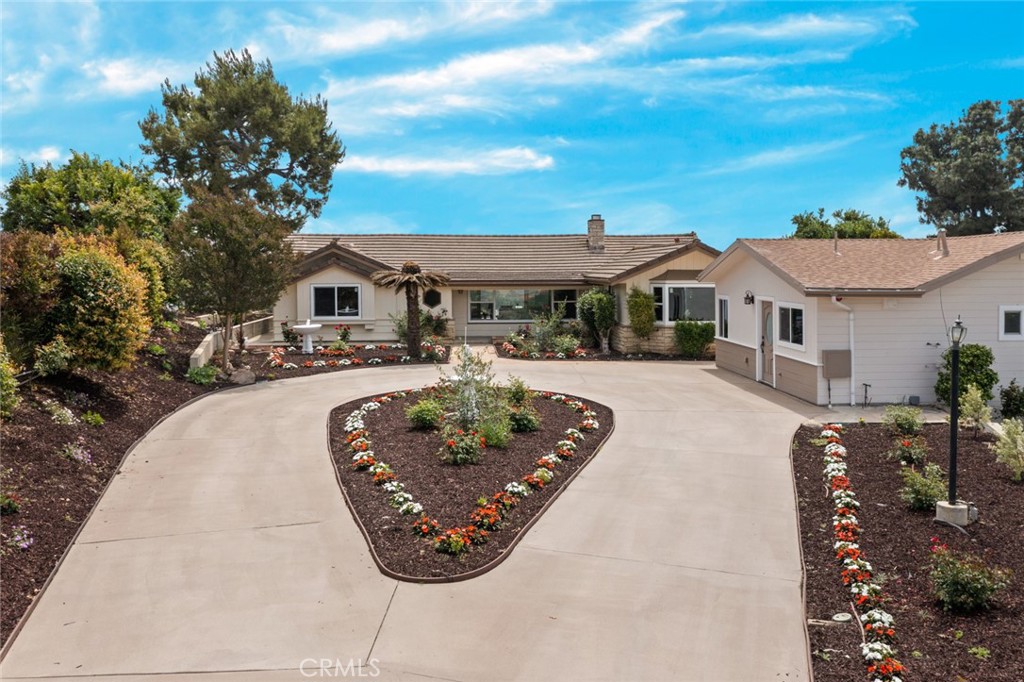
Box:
xmin=274 ymin=215 xmax=720 ymax=351
xmin=698 ymin=231 xmax=1024 ymax=407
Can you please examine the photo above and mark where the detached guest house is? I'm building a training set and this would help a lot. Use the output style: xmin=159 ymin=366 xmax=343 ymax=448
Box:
xmin=274 ymin=215 xmax=720 ymax=351
xmin=698 ymin=231 xmax=1024 ymax=407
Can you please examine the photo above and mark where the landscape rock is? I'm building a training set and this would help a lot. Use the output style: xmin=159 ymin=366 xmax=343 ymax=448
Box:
xmin=229 ymin=369 xmax=255 ymax=385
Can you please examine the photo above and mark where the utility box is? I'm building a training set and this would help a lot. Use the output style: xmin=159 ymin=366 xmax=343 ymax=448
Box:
xmin=822 ymin=350 xmax=852 ymax=379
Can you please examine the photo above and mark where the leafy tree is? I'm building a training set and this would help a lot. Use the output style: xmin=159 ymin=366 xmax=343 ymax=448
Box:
xmin=371 ymin=262 xmax=450 ymax=359
xmin=0 ymin=151 xmax=180 ymax=240
xmin=0 ymin=231 xmax=61 ymax=364
xmin=626 ymin=286 xmax=656 ymax=347
xmin=168 ymin=190 xmax=297 ymax=372
xmin=898 ymin=100 xmax=1024 ymax=235
xmin=790 ymin=208 xmax=902 ymax=239
xmin=140 ymin=49 xmax=345 ymax=229
xmin=578 ymin=288 xmax=616 ymax=354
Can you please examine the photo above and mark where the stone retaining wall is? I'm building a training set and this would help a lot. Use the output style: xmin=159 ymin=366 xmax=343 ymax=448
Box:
xmin=189 ymin=316 xmax=274 ymax=369
xmin=610 ymin=325 xmax=678 ymax=354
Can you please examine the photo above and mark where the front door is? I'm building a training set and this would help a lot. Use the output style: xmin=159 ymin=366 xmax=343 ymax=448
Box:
xmin=760 ymin=301 xmax=774 ymax=384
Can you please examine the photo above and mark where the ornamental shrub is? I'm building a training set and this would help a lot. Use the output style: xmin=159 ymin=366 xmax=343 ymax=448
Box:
xmin=34 ymin=336 xmax=74 ymax=376
xmin=882 ymin=404 xmax=923 ymax=436
xmin=929 ymin=544 xmax=1012 ymax=613
xmin=51 ymin=243 xmax=150 ymax=371
xmin=0 ymin=338 xmax=21 ymax=420
xmin=935 ymin=343 xmax=998 ymax=404
xmin=959 ymin=383 xmax=992 ymax=438
xmin=505 ymin=376 xmax=531 ymax=407
xmin=673 ymin=320 xmax=714 ymax=359
xmin=899 ymin=463 xmax=946 ymax=511
xmin=626 ymin=286 xmax=656 ymax=341
xmin=439 ymin=425 xmax=485 ymax=465
xmin=0 ymin=231 xmax=61 ymax=365
xmin=508 ymin=404 xmax=541 ymax=432
xmin=478 ymin=410 xmax=512 ymax=448
xmin=405 ymin=398 xmax=445 ymax=430
xmin=552 ymin=334 xmax=580 ymax=356
xmin=999 ymin=379 xmax=1024 ymax=419
xmin=532 ymin=302 xmax=568 ymax=352
xmin=185 ymin=364 xmax=218 ymax=385
xmin=886 ymin=436 xmax=928 ymax=466
xmin=993 ymin=418 xmax=1024 ymax=482
xmin=578 ymin=288 xmax=616 ymax=353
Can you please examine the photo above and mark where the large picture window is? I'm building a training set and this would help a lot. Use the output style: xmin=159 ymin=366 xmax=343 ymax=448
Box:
xmin=469 ymin=289 xmax=579 ymax=322
xmin=311 ymin=285 xmax=360 ymax=319
xmin=779 ymin=304 xmax=804 ymax=346
xmin=650 ymin=284 xmax=715 ymax=324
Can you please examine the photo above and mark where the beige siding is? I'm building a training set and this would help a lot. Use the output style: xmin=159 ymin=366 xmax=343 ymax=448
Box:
xmin=715 ymin=338 xmax=756 ymax=380
xmin=818 ymin=251 xmax=1024 ymax=406
xmin=775 ymin=355 xmax=818 ymax=404
xmin=617 ymin=250 xmax=717 ymax=326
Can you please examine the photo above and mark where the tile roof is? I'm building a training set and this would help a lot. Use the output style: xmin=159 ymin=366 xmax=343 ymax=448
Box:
xmin=700 ymin=232 xmax=1024 ymax=295
xmin=287 ymin=233 xmax=716 ymax=285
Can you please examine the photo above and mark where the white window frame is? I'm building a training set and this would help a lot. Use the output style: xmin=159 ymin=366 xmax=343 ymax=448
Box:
xmin=650 ymin=282 xmax=716 ymax=325
xmin=999 ymin=304 xmax=1024 ymax=341
xmin=717 ymin=295 xmax=729 ymax=340
xmin=777 ymin=302 xmax=806 ymax=349
xmin=310 ymin=284 xmax=362 ymax=320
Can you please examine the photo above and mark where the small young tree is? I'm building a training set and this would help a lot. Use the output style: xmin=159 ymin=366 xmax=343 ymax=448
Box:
xmin=935 ymin=343 xmax=999 ymax=403
xmin=371 ymin=262 xmax=450 ymax=359
xmin=578 ymin=288 xmax=616 ymax=354
xmin=993 ymin=418 xmax=1024 ymax=482
xmin=959 ymin=384 xmax=992 ymax=439
xmin=626 ymin=286 xmax=655 ymax=350
xmin=168 ymin=190 xmax=296 ymax=373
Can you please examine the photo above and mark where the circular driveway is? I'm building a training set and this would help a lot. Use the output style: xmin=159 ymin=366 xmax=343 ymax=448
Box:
xmin=1 ymin=356 xmax=823 ymax=681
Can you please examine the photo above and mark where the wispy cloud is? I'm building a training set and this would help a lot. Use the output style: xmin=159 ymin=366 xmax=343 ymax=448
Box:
xmin=699 ymin=136 xmax=865 ymax=176
xmin=0 ymin=145 xmax=66 ymax=167
xmin=80 ymin=58 xmax=193 ymax=96
xmin=301 ymin=213 xmax=418 ymax=234
xmin=692 ymin=10 xmax=916 ymax=42
xmin=339 ymin=147 xmax=554 ymax=176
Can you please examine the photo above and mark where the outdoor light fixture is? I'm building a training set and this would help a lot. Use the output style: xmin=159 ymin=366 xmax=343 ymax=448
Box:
xmin=743 ymin=290 xmax=755 ymax=305
xmin=947 ymin=315 xmax=966 ymax=506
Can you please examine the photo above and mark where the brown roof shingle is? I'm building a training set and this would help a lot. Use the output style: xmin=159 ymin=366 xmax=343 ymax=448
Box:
xmin=700 ymin=232 xmax=1024 ymax=295
xmin=287 ymin=233 xmax=716 ymax=285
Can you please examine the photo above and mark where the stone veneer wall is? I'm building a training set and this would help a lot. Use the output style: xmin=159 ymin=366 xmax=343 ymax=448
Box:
xmin=610 ymin=325 xmax=678 ymax=354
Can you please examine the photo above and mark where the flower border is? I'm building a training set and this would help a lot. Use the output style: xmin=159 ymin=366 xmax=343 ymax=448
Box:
xmin=818 ymin=423 xmax=905 ymax=682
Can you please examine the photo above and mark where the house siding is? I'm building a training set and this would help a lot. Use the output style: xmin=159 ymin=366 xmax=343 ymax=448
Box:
xmin=817 ymin=251 xmax=1024 ymax=406
xmin=714 ymin=338 xmax=756 ymax=379
xmin=617 ymin=250 xmax=718 ymax=326
xmin=775 ymin=355 xmax=818 ymax=404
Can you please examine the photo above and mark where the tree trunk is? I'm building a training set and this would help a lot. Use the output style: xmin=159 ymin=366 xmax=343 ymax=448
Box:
xmin=406 ymin=284 xmax=421 ymax=359
xmin=236 ymin=312 xmax=246 ymax=351
xmin=222 ymin=311 xmax=234 ymax=374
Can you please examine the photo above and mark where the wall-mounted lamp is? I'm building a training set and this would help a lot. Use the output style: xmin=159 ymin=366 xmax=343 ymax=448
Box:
xmin=743 ymin=290 xmax=755 ymax=305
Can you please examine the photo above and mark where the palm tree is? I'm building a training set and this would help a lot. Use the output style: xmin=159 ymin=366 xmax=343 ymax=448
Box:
xmin=371 ymin=261 xmax=450 ymax=358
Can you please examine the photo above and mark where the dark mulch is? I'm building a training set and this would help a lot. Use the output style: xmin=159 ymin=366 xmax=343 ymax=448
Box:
xmin=0 ymin=324 xmax=216 ymax=645
xmin=793 ymin=422 xmax=1024 ymax=681
xmin=492 ymin=343 xmax=711 ymax=362
xmin=244 ymin=344 xmax=448 ymax=381
xmin=328 ymin=391 xmax=613 ymax=579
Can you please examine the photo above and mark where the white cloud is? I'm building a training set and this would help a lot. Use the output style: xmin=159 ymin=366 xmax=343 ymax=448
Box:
xmin=302 ymin=214 xmax=418 ymax=234
xmin=693 ymin=10 xmax=916 ymax=42
xmin=0 ymin=145 xmax=65 ymax=167
xmin=339 ymin=146 xmax=554 ymax=176
xmin=700 ymin=136 xmax=865 ymax=175
xmin=80 ymin=58 xmax=192 ymax=97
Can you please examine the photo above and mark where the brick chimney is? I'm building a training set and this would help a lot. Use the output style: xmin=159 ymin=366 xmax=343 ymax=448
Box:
xmin=587 ymin=214 xmax=605 ymax=252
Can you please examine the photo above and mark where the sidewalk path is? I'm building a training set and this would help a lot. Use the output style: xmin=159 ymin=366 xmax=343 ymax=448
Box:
xmin=2 ymin=358 xmax=823 ymax=681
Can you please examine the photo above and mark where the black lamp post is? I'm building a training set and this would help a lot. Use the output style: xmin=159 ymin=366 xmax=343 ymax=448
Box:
xmin=947 ymin=316 xmax=966 ymax=505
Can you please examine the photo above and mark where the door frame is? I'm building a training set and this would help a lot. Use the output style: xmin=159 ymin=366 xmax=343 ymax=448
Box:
xmin=755 ymin=296 xmax=775 ymax=387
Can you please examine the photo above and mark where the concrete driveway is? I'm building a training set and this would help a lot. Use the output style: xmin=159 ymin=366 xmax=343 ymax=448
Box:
xmin=1 ymin=356 xmax=823 ymax=681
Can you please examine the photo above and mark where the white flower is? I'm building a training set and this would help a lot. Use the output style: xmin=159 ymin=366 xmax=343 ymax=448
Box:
xmin=564 ymin=428 xmax=585 ymax=441
xmin=505 ymin=482 xmax=530 ymax=497
xmin=286 ymin=346 xmax=297 ymax=352
xmin=282 ymin=363 xmax=298 ymax=369
xmin=399 ymin=501 xmax=423 ymax=515
xmin=382 ymin=481 xmax=404 ymax=493
xmin=556 ymin=439 xmax=577 ymax=451
xmin=389 ymin=492 xmax=413 ymax=508
xmin=368 ymin=358 xmax=383 ymax=365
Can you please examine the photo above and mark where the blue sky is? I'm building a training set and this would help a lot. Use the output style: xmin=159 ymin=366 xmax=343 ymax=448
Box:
xmin=1 ymin=1 xmax=1021 ymax=250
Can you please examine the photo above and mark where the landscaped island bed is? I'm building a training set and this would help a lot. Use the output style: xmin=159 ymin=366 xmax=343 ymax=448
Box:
xmin=328 ymin=390 xmax=613 ymax=579
xmin=793 ymin=422 xmax=1023 ymax=681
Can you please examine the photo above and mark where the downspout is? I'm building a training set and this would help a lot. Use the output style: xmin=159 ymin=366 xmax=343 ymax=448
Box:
xmin=830 ymin=296 xmax=856 ymax=406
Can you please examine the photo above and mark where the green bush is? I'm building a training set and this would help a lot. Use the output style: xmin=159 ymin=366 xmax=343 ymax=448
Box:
xmin=993 ymin=418 xmax=1024 ymax=482
xmin=389 ymin=310 xmax=448 ymax=345
xmin=0 ymin=231 xmax=61 ymax=366
xmin=34 ymin=336 xmax=74 ymax=376
xmin=532 ymin=302 xmax=567 ymax=352
xmin=886 ymin=436 xmax=928 ymax=466
xmin=930 ymin=545 xmax=1012 ymax=613
xmin=508 ymin=404 xmax=541 ymax=432
xmin=935 ymin=343 xmax=998 ymax=404
xmin=578 ymin=288 xmax=616 ymax=353
xmin=959 ymin=383 xmax=992 ymax=437
xmin=406 ymin=398 xmax=445 ymax=430
xmin=505 ymin=376 xmax=531 ymax=406
xmin=899 ymin=463 xmax=946 ymax=510
xmin=626 ymin=286 xmax=656 ymax=341
xmin=552 ymin=334 xmax=580 ymax=355
xmin=147 ymin=343 xmax=167 ymax=357
xmin=478 ymin=411 xmax=512 ymax=448
xmin=51 ymin=243 xmax=150 ymax=371
xmin=81 ymin=411 xmax=105 ymax=427
xmin=999 ymin=379 xmax=1024 ymax=419
xmin=439 ymin=425 xmax=485 ymax=465
xmin=0 ymin=339 xmax=21 ymax=420
xmin=185 ymin=365 xmax=218 ymax=385
xmin=882 ymin=404 xmax=924 ymax=436
xmin=673 ymin=321 xmax=715 ymax=359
